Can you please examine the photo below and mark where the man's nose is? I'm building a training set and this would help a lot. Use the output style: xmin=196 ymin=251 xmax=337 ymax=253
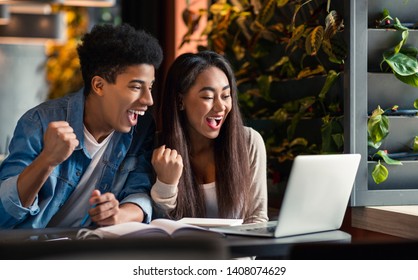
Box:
xmin=140 ymin=87 xmax=153 ymax=106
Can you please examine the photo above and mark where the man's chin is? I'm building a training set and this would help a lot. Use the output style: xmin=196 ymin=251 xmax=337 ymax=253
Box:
xmin=116 ymin=126 xmax=133 ymax=133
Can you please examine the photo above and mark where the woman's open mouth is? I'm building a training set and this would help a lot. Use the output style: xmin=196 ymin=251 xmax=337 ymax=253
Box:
xmin=206 ymin=116 xmax=223 ymax=129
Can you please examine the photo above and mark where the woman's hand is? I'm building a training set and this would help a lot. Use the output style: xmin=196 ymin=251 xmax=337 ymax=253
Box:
xmin=152 ymin=145 xmax=183 ymax=185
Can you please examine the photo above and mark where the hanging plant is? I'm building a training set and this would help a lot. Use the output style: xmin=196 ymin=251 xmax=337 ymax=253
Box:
xmin=379 ymin=9 xmax=418 ymax=88
xmin=367 ymin=105 xmax=403 ymax=184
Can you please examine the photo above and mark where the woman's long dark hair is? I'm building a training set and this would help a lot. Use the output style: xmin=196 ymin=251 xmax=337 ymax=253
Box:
xmin=157 ymin=51 xmax=251 ymax=219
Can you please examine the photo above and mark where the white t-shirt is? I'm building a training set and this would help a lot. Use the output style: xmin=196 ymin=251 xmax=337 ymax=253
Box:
xmin=47 ymin=127 xmax=114 ymax=227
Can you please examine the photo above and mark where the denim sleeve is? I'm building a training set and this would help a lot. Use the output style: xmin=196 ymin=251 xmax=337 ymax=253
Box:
xmin=0 ymin=112 xmax=43 ymax=228
xmin=118 ymin=151 xmax=154 ymax=223
xmin=115 ymin=114 xmax=156 ymax=223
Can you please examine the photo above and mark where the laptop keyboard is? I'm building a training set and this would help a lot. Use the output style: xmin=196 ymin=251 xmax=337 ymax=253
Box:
xmin=244 ymin=225 xmax=276 ymax=233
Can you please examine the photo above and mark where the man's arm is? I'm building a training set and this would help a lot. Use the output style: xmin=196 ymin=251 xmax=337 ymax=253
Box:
xmin=87 ymin=189 xmax=145 ymax=226
xmin=17 ymin=121 xmax=79 ymax=207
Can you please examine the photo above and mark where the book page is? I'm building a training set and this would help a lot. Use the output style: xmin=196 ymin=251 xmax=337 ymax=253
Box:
xmin=177 ymin=217 xmax=243 ymax=227
xmin=77 ymin=222 xmax=169 ymax=239
xmin=151 ymin=219 xmax=225 ymax=238
xmin=150 ymin=219 xmax=206 ymax=235
xmin=77 ymin=219 xmax=225 ymax=240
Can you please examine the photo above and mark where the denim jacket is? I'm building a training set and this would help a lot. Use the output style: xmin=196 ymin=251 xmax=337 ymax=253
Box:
xmin=0 ymin=91 xmax=155 ymax=228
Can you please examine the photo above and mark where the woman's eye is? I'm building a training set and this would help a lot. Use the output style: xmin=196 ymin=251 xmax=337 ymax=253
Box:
xmin=222 ymin=95 xmax=231 ymax=99
xmin=203 ymin=96 xmax=213 ymax=100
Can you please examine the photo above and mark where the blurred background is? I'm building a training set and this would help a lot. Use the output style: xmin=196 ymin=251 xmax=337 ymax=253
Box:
xmin=0 ymin=0 xmax=208 ymax=157
xmin=0 ymin=1 xmax=345 ymax=215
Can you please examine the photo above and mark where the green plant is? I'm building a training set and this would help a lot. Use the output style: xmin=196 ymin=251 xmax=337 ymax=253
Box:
xmin=369 ymin=9 xmax=418 ymax=184
xmin=182 ymin=0 xmax=346 ymax=180
xmin=367 ymin=105 xmax=401 ymax=184
xmin=45 ymin=6 xmax=89 ymax=100
xmin=379 ymin=9 xmax=418 ymax=88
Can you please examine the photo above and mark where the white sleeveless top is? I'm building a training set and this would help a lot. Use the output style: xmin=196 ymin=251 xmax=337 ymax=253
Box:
xmin=200 ymin=182 xmax=218 ymax=217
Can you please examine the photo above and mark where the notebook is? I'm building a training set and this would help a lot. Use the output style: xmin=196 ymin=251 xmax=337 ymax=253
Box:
xmin=210 ymin=153 xmax=361 ymax=238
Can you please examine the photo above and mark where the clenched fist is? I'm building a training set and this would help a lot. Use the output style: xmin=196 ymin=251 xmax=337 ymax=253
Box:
xmin=152 ymin=145 xmax=183 ymax=185
xmin=42 ymin=121 xmax=79 ymax=166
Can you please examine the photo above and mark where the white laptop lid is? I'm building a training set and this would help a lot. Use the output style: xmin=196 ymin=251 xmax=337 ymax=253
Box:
xmin=273 ymin=153 xmax=361 ymax=237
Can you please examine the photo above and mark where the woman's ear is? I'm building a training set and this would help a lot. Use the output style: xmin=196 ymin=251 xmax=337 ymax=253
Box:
xmin=178 ymin=96 xmax=184 ymax=111
xmin=91 ymin=76 xmax=105 ymax=96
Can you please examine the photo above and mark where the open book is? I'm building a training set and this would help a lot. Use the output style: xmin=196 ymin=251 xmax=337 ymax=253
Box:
xmin=76 ymin=219 xmax=224 ymax=240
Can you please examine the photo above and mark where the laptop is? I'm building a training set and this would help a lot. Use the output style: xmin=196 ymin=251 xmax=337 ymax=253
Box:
xmin=209 ymin=153 xmax=361 ymax=238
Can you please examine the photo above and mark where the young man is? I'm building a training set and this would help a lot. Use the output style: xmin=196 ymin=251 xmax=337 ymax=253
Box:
xmin=0 ymin=23 xmax=163 ymax=228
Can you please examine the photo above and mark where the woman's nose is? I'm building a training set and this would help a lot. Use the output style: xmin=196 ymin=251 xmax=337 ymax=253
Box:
xmin=213 ymin=97 xmax=225 ymax=112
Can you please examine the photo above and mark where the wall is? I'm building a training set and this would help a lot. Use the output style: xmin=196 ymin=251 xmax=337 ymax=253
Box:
xmin=347 ymin=0 xmax=418 ymax=206
xmin=174 ymin=0 xmax=207 ymax=58
xmin=0 ymin=44 xmax=48 ymax=155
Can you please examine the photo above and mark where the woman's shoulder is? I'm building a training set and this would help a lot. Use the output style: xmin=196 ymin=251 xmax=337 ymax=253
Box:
xmin=243 ymin=126 xmax=265 ymax=150
xmin=243 ymin=126 xmax=264 ymax=142
xmin=243 ymin=126 xmax=266 ymax=164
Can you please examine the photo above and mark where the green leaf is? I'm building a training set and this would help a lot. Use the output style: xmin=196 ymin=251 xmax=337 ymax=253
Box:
xmin=321 ymin=117 xmax=344 ymax=153
xmin=271 ymin=108 xmax=288 ymax=123
xmin=321 ymin=119 xmax=333 ymax=152
xmin=256 ymin=75 xmax=273 ymax=101
xmin=394 ymin=72 xmax=418 ymax=87
xmin=376 ymin=150 xmax=402 ymax=165
xmin=414 ymin=99 xmax=418 ymax=109
xmin=256 ymin=0 xmax=275 ymax=25
xmin=400 ymin=46 xmax=418 ymax=58
xmin=331 ymin=133 xmax=344 ymax=149
xmin=209 ymin=2 xmax=231 ymax=16
xmin=393 ymin=17 xmax=409 ymax=32
xmin=318 ymin=70 xmax=339 ymax=100
xmin=384 ymin=52 xmax=418 ymax=76
xmin=368 ymin=137 xmax=382 ymax=149
xmin=372 ymin=161 xmax=389 ymax=184
xmin=289 ymin=137 xmax=308 ymax=147
xmin=287 ymin=24 xmax=305 ymax=50
xmin=277 ymin=0 xmax=289 ymax=8
xmin=305 ymin=26 xmax=324 ymax=56
xmin=382 ymin=9 xmax=392 ymax=20
xmin=414 ymin=136 xmax=418 ymax=152
xmin=367 ymin=106 xmax=389 ymax=145
xmin=394 ymin=30 xmax=408 ymax=54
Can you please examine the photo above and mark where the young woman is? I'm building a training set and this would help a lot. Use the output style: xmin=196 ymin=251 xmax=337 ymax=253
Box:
xmin=151 ymin=51 xmax=268 ymax=224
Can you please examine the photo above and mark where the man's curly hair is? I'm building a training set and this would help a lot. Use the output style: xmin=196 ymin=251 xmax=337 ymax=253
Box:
xmin=77 ymin=23 xmax=163 ymax=95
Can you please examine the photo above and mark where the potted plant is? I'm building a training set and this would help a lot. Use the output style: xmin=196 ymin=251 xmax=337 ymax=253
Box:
xmin=181 ymin=0 xmax=346 ymax=187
